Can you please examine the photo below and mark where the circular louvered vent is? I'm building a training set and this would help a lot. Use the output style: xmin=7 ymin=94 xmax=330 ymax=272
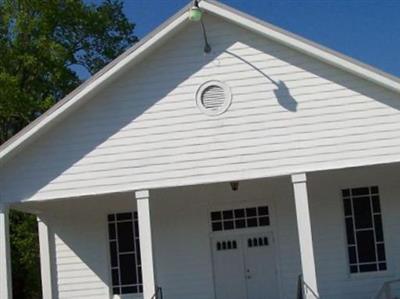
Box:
xmin=196 ymin=80 xmax=232 ymax=116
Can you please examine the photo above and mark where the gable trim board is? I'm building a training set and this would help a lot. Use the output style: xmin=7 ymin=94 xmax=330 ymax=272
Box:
xmin=0 ymin=0 xmax=399 ymax=165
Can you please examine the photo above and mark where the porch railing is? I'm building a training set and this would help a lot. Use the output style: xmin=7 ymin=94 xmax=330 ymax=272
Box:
xmin=374 ymin=279 xmax=400 ymax=299
xmin=151 ymin=286 xmax=163 ymax=299
xmin=297 ymin=275 xmax=320 ymax=299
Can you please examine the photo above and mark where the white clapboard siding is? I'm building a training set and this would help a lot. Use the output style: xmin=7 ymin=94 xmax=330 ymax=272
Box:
xmin=41 ymin=165 xmax=400 ymax=299
xmin=309 ymin=164 xmax=400 ymax=299
xmin=43 ymin=196 xmax=124 ymax=299
xmin=1 ymin=15 xmax=400 ymax=202
xmin=54 ymin=234 xmax=108 ymax=299
xmin=41 ymin=178 xmax=301 ymax=299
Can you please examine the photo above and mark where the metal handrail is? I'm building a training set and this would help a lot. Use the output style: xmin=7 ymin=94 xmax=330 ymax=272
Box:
xmin=297 ymin=274 xmax=320 ymax=299
xmin=150 ymin=286 xmax=163 ymax=299
xmin=297 ymin=275 xmax=304 ymax=299
xmin=374 ymin=279 xmax=400 ymax=299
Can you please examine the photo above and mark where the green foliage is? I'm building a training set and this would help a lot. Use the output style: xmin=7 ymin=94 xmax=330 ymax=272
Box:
xmin=9 ymin=211 xmax=41 ymax=299
xmin=0 ymin=0 xmax=138 ymax=143
xmin=0 ymin=0 xmax=138 ymax=297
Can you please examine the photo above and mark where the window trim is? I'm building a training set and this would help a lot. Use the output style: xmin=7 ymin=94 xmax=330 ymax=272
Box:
xmin=341 ymin=186 xmax=388 ymax=276
xmin=207 ymin=205 xmax=274 ymax=235
xmin=107 ymin=212 xmax=143 ymax=295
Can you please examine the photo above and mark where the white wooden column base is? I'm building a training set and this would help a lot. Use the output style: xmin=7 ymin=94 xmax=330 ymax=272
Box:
xmin=136 ymin=190 xmax=156 ymax=299
xmin=37 ymin=217 xmax=54 ymax=299
xmin=0 ymin=204 xmax=12 ymax=299
xmin=291 ymin=173 xmax=319 ymax=298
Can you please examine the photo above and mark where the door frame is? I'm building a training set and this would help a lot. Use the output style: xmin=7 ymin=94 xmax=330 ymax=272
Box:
xmin=208 ymin=199 xmax=282 ymax=299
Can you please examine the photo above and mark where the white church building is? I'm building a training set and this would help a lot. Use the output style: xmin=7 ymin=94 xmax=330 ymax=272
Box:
xmin=1 ymin=1 xmax=400 ymax=298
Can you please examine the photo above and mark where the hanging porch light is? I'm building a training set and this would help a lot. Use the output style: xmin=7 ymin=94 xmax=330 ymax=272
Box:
xmin=188 ymin=1 xmax=203 ymax=22
xmin=188 ymin=0 xmax=211 ymax=53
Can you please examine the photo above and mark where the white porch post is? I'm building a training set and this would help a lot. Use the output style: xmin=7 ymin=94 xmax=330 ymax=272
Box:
xmin=136 ymin=190 xmax=156 ymax=299
xmin=0 ymin=204 xmax=12 ymax=299
xmin=37 ymin=217 xmax=54 ymax=299
xmin=291 ymin=173 xmax=319 ymax=298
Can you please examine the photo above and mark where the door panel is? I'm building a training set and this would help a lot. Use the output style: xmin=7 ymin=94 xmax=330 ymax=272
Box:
xmin=212 ymin=232 xmax=279 ymax=299
xmin=245 ymin=234 xmax=279 ymax=299
xmin=212 ymin=237 xmax=247 ymax=299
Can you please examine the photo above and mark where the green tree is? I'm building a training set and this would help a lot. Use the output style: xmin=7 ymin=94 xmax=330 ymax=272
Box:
xmin=0 ymin=0 xmax=138 ymax=297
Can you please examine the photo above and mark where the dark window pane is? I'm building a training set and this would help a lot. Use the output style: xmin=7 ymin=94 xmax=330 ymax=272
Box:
xmin=374 ymin=215 xmax=384 ymax=242
xmin=122 ymin=286 xmax=137 ymax=294
xmin=113 ymin=287 xmax=120 ymax=295
xmin=211 ymin=212 xmax=221 ymax=221
xmin=117 ymin=222 xmax=134 ymax=252
xmin=227 ymin=241 xmax=232 ymax=249
xmin=139 ymin=285 xmax=143 ymax=293
xmin=248 ymin=239 xmax=252 ymax=247
xmin=264 ymin=237 xmax=268 ymax=246
xmin=212 ymin=222 xmax=222 ymax=232
xmin=372 ymin=196 xmax=381 ymax=213
xmin=253 ymin=238 xmax=258 ymax=246
xmin=353 ymin=197 xmax=373 ymax=229
xmin=343 ymin=198 xmax=352 ymax=216
xmin=377 ymin=243 xmax=386 ymax=261
xmin=258 ymin=206 xmax=269 ymax=216
xmin=138 ymin=266 xmax=142 ymax=283
xmin=110 ymin=241 xmax=118 ymax=267
xmin=223 ymin=220 xmax=234 ymax=230
xmin=217 ymin=242 xmax=221 ymax=251
xmin=222 ymin=242 xmax=226 ymax=250
xmin=246 ymin=208 xmax=257 ymax=217
xmin=259 ymin=217 xmax=270 ymax=226
xmin=232 ymin=241 xmax=237 ymax=249
xmin=119 ymin=254 xmax=136 ymax=285
xmin=234 ymin=209 xmax=245 ymax=218
xmin=235 ymin=219 xmax=246 ymax=228
xmin=117 ymin=213 xmax=132 ymax=221
xmin=356 ymin=230 xmax=376 ymax=263
xmin=112 ymin=268 xmax=120 ymax=286
xmin=352 ymin=187 xmax=370 ymax=196
xmin=133 ymin=212 xmax=138 ymax=219
xmin=379 ymin=263 xmax=387 ymax=271
xmin=371 ymin=186 xmax=379 ymax=194
xmin=359 ymin=263 xmax=377 ymax=272
xmin=135 ymin=239 xmax=141 ymax=264
xmin=134 ymin=221 xmax=139 ymax=237
xmin=350 ymin=265 xmax=358 ymax=273
xmin=108 ymin=214 xmax=115 ymax=222
xmin=223 ymin=210 xmax=233 ymax=220
xmin=247 ymin=218 xmax=257 ymax=227
xmin=211 ymin=206 xmax=271 ymax=231
xmin=108 ymin=223 xmax=116 ymax=240
xmin=342 ymin=189 xmax=350 ymax=197
xmin=345 ymin=218 xmax=355 ymax=245
xmin=348 ymin=246 xmax=357 ymax=264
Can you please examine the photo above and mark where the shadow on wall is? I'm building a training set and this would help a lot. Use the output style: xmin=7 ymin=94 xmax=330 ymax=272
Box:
xmin=225 ymin=50 xmax=298 ymax=112
xmin=0 ymin=20 xmax=226 ymax=202
xmin=4 ymin=13 xmax=400 ymax=203
xmin=229 ymin=33 xmax=400 ymax=113
xmin=36 ymin=195 xmax=135 ymax=299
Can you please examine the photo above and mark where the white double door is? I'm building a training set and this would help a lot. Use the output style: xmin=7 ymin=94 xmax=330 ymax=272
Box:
xmin=212 ymin=232 xmax=279 ymax=299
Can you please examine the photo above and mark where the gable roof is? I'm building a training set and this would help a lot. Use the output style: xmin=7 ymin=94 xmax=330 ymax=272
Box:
xmin=1 ymin=0 xmax=399 ymax=164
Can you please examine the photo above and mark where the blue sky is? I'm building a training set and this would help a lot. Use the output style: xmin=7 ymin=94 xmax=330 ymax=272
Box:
xmin=92 ymin=0 xmax=400 ymax=77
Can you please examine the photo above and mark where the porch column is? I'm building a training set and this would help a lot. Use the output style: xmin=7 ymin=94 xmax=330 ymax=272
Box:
xmin=37 ymin=217 xmax=54 ymax=299
xmin=136 ymin=190 xmax=156 ymax=299
xmin=0 ymin=204 xmax=12 ymax=299
xmin=291 ymin=173 xmax=319 ymax=298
